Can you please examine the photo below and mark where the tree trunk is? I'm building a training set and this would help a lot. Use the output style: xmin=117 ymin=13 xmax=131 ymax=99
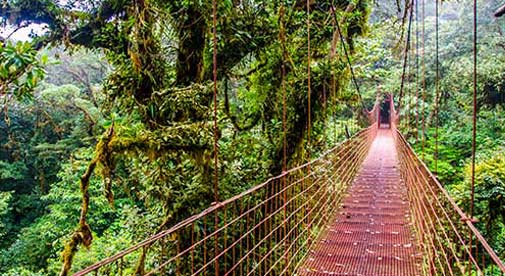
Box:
xmin=175 ymin=7 xmax=207 ymax=86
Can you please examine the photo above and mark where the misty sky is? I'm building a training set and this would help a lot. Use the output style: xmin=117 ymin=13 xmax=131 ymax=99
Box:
xmin=1 ymin=24 xmax=47 ymax=41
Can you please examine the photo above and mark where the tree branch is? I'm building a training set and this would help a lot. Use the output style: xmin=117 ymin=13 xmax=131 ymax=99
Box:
xmin=495 ymin=4 xmax=505 ymax=17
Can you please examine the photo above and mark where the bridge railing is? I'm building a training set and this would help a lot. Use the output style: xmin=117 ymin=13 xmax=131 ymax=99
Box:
xmin=394 ymin=129 xmax=505 ymax=276
xmin=74 ymin=126 xmax=376 ymax=276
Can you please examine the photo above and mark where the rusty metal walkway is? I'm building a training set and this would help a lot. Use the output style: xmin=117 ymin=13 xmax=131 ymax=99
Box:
xmin=299 ymin=129 xmax=421 ymax=275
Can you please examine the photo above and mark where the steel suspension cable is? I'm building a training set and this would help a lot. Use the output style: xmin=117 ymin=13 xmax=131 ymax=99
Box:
xmin=398 ymin=0 xmax=414 ymax=112
xmin=330 ymin=4 xmax=349 ymax=143
xmin=434 ymin=0 xmax=440 ymax=174
xmin=307 ymin=0 xmax=311 ymax=164
xmin=211 ymin=0 xmax=219 ymax=202
xmin=406 ymin=43 xmax=410 ymax=130
xmin=470 ymin=0 xmax=478 ymax=222
xmin=330 ymin=5 xmax=367 ymax=111
xmin=280 ymin=6 xmax=287 ymax=174
xmin=211 ymin=0 xmax=219 ymax=274
xmin=421 ymin=0 xmax=426 ymax=161
xmin=415 ymin=0 xmax=420 ymax=141
xmin=331 ymin=10 xmax=338 ymax=144
xmin=211 ymin=0 xmax=219 ymax=201
xmin=465 ymin=0 xmax=479 ymax=265
xmin=306 ymin=0 xmax=313 ymax=250
xmin=406 ymin=35 xmax=412 ymax=131
xmin=279 ymin=2 xmax=289 ymax=265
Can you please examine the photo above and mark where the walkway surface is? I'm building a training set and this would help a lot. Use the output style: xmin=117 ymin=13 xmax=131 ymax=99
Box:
xmin=299 ymin=129 xmax=421 ymax=275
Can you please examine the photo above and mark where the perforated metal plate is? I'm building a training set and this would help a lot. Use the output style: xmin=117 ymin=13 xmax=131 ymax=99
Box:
xmin=298 ymin=129 xmax=422 ymax=276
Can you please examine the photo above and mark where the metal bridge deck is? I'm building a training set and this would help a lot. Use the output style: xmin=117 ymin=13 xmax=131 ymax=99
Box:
xmin=299 ymin=129 xmax=422 ymax=276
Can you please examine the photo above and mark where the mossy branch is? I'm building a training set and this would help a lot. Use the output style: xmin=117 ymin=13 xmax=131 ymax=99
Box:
xmin=60 ymin=126 xmax=114 ymax=276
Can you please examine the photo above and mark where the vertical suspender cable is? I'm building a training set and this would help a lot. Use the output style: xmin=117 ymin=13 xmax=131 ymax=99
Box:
xmin=434 ymin=0 xmax=440 ymax=174
xmin=331 ymin=9 xmax=338 ymax=144
xmin=415 ymin=0 xmax=420 ymax=141
xmin=307 ymin=0 xmax=311 ymax=164
xmin=470 ymin=0 xmax=477 ymax=220
xmin=468 ymin=2 xmax=478 ymax=270
xmin=280 ymin=5 xmax=287 ymax=174
xmin=407 ymin=13 xmax=415 ymax=132
xmin=279 ymin=2 xmax=289 ymax=265
xmin=406 ymin=42 xmax=411 ymax=130
xmin=211 ymin=0 xmax=219 ymax=274
xmin=211 ymin=0 xmax=219 ymax=204
xmin=323 ymin=81 xmax=327 ymax=135
xmin=306 ymin=0 xmax=312 ymax=248
xmin=421 ymin=0 xmax=426 ymax=161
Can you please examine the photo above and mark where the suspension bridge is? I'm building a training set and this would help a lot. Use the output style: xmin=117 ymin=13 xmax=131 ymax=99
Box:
xmin=66 ymin=0 xmax=505 ymax=275
xmin=72 ymin=93 xmax=505 ymax=276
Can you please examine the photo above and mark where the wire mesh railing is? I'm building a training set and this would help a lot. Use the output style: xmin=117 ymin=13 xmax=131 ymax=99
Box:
xmin=74 ymin=126 xmax=376 ymax=276
xmin=394 ymin=129 xmax=505 ymax=276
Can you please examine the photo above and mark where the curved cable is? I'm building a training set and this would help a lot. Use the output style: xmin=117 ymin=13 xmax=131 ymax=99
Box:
xmin=398 ymin=0 xmax=414 ymax=112
xmin=330 ymin=5 xmax=367 ymax=111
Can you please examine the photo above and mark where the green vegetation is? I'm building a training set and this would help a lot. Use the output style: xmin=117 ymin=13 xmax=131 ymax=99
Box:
xmin=364 ymin=0 xmax=505 ymax=259
xmin=0 ymin=0 xmax=504 ymax=274
xmin=0 ymin=0 xmax=372 ymax=274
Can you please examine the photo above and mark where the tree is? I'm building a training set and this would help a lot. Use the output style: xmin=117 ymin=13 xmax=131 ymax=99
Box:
xmin=0 ymin=0 xmax=375 ymax=274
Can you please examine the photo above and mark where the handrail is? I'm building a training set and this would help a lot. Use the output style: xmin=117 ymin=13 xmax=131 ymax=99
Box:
xmin=73 ymin=120 xmax=505 ymax=275
xmin=74 ymin=125 xmax=377 ymax=275
xmin=395 ymin=128 xmax=505 ymax=274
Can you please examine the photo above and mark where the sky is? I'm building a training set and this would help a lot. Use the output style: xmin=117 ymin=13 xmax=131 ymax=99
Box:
xmin=0 ymin=0 xmax=81 ymax=42
xmin=0 ymin=24 xmax=47 ymax=42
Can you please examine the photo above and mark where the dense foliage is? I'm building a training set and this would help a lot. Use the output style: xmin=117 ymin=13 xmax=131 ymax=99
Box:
xmin=1 ymin=0 xmax=504 ymax=274
xmin=361 ymin=0 xmax=505 ymax=260
xmin=0 ymin=0 xmax=377 ymax=275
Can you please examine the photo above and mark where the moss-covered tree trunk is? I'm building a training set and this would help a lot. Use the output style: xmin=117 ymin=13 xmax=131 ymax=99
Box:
xmin=175 ymin=7 xmax=207 ymax=86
